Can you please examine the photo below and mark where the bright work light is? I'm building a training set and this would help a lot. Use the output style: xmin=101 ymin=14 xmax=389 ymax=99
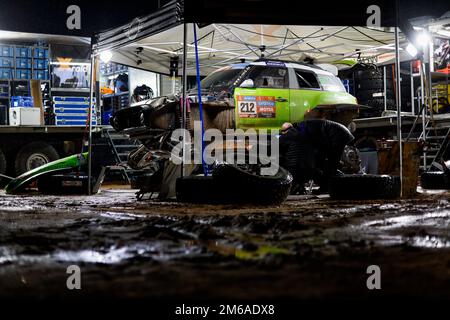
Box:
xmin=100 ymin=51 xmax=113 ymax=63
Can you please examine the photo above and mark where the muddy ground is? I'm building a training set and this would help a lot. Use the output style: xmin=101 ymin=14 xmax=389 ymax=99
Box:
xmin=1 ymin=186 xmax=450 ymax=305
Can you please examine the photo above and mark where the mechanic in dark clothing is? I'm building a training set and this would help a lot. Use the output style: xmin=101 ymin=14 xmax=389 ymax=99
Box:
xmin=279 ymin=119 xmax=355 ymax=194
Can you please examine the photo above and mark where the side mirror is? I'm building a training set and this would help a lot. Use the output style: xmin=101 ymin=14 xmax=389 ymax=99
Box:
xmin=240 ymin=79 xmax=254 ymax=88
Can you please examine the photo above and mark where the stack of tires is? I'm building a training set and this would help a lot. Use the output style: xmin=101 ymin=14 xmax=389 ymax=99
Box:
xmin=354 ymin=66 xmax=414 ymax=118
xmin=354 ymin=68 xmax=395 ymax=118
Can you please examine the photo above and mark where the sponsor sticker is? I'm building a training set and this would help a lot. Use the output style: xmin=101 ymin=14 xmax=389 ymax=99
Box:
xmin=237 ymin=96 xmax=276 ymax=118
xmin=265 ymin=61 xmax=286 ymax=68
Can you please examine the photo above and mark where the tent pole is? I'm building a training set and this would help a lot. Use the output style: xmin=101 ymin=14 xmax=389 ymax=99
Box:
xmin=88 ymin=53 xmax=95 ymax=196
xmin=420 ymin=61 xmax=426 ymax=169
xmin=193 ymin=23 xmax=207 ymax=176
xmin=181 ymin=22 xmax=188 ymax=177
xmin=394 ymin=0 xmax=403 ymax=197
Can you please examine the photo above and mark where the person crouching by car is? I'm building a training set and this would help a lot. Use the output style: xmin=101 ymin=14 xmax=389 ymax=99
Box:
xmin=279 ymin=122 xmax=315 ymax=194
xmin=279 ymin=120 xmax=354 ymax=194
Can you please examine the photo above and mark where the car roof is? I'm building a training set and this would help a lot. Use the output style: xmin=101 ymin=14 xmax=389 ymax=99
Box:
xmin=249 ymin=59 xmax=333 ymax=76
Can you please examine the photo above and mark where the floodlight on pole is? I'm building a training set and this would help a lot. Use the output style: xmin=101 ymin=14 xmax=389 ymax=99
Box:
xmin=417 ymin=30 xmax=431 ymax=48
xmin=406 ymin=43 xmax=418 ymax=57
xmin=99 ymin=50 xmax=113 ymax=63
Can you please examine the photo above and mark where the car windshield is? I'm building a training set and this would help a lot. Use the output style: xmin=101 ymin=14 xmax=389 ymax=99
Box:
xmin=317 ymin=75 xmax=347 ymax=92
xmin=200 ymin=67 xmax=243 ymax=90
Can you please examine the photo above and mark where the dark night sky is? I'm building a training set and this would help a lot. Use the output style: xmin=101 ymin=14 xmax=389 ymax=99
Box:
xmin=0 ymin=0 xmax=448 ymax=37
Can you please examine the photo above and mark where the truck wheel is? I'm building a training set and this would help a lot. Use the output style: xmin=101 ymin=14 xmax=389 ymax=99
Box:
xmin=15 ymin=142 xmax=59 ymax=175
xmin=420 ymin=172 xmax=449 ymax=190
xmin=329 ymin=174 xmax=401 ymax=200
xmin=0 ymin=148 xmax=7 ymax=183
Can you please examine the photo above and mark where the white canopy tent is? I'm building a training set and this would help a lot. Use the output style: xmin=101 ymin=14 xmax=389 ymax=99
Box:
xmin=98 ymin=23 xmax=405 ymax=76
xmin=91 ymin=0 xmax=426 ymax=196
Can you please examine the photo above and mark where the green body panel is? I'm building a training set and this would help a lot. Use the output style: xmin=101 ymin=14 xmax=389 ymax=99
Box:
xmin=332 ymin=59 xmax=357 ymax=67
xmin=235 ymin=87 xmax=357 ymax=130
xmin=5 ymin=153 xmax=88 ymax=194
xmin=289 ymin=89 xmax=357 ymax=122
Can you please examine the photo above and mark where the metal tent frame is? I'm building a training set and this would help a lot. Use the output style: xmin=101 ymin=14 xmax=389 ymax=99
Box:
xmin=88 ymin=0 xmax=434 ymax=196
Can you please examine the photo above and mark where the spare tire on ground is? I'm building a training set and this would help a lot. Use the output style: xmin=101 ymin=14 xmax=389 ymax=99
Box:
xmin=213 ymin=164 xmax=293 ymax=205
xmin=0 ymin=148 xmax=7 ymax=184
xmin=420 ymin=171 xmax=449 ymax=190
xmin=176 ymin=176 xmax=224 ymax=204
xmin=329 ymin=174 xmax=401 ymax=200
xmin=176 ymin=164 xmax=293 ymax=205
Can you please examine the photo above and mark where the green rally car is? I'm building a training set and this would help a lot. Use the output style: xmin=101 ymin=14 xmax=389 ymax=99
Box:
xmin=199 ymin=59 xmax=361 ymax=130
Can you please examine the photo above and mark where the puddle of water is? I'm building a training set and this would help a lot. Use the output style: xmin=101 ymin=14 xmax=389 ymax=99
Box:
xmin=99 ymin=212 xmax=144 ymax=221
xmin=359 ymin=210 xmax=450 ymax=230
xmin=409 ymin=235 xmax=450 ymax=249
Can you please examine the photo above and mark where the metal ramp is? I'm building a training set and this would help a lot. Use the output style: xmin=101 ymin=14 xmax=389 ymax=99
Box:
xmin=102 ymin=126 xmax=139 ymax=182
xmin=420 ymin=115 xmax=450 ymax=171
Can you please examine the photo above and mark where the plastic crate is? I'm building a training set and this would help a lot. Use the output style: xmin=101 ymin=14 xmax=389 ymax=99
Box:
xmin=1 ymin=46 xmax=13 ymax=57
xmin=15 ymin=69 xmax=31 ymax=79
xmin=0 ymin=68 xmax=12 ymax=79
xmin=11 ymin=96 xmax=34 ymax=107
xmin=33 ymin=48 xmax=49 ymax=59
xmin=102 ymin=110 xmax=112 ymax=125
xmin=15 ymin=47 xmax=32 ymax=58
xmin=15 ymin=58 xmax=32 ymax=69
xmin=33 ymin=59 xmax=49 ymax=70
xmin=33 ymin=70 xmax=49 ymax=80
xmin=0 ymin=57 xmax=13 ymax=67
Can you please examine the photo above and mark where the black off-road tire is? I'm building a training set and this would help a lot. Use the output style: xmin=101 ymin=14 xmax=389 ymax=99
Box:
xmin=420 ymin=171 xmax=449 ymax=190
xmin=213 ymin=164 xmax=293 ymax=205
xmin=329 ymin=174 xmax=401 ymax=200
xmin=176 ymin=176 xmax=226 ymax=204
xmin=15 ymin=142 xmax=59 ymax=175
xmin=177 ymin=165 xmax=293 ymax=205
xmin=357 ymin=89 xmax=394 ymax=101
xmin=0 ymin=148 xmax=7 ymax=183
xmin=354 ymin=69 xmax=383 ymax=81
xmin=357 ymin=78 xmax=393 ymax=89
xmin=358 ymin=98 xmax=396 ymax=118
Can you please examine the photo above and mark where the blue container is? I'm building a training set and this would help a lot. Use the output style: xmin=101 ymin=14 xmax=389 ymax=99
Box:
xmin=15 ymin=58 xmax=32 ymax=69
xmin=56 ymin=119 xmax=97 ymax=126
xmin=102 ymin=110 xmax=112 ymax=125
xmin=53 ymin=96 xmax=92 ymax=103
xmin=33 ymin=59 xmax=48 ymax=70
xmin=1 ymin=46 xmax=13 ymax=57
xmin=33 ymin=48 xmax=49 ymax=59
xmin=11 ymin=96 xmax=34 ymax=107
xmin=15 ymin=47 xmax=32 ymax=58
xmin=15 ymin=69 xmax=31 ymax=79
xmin=0 ymin=57 xmax=13 ymax=67
xmin=33 ymin=70 xmax=49 ymax=80
xmin=0 ymin=68 xmax=12 ymax=79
